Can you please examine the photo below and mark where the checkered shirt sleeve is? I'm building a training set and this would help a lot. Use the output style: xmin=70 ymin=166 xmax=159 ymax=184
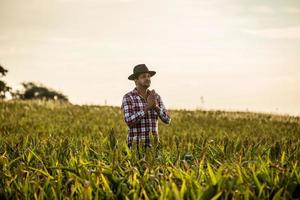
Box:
xmin=121 ymin=94 xmax=145 ymax=126
xmin=156 ymin=94 xmax=171 ymax=124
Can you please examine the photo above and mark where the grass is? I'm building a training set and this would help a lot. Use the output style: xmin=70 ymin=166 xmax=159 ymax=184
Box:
xmin=0 ymin=100 xmax=300 ymax=199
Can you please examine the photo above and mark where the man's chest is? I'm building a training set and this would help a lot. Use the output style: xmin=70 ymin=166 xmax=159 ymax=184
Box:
xmin=131 ymin=95 xmax=146 ymax=107
xmin=131 ymin=95 xmax=157 ymax=117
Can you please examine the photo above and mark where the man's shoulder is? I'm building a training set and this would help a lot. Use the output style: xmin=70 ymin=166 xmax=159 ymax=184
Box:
xmin=121 ymin=90 xmax=133 ymax=108
xmin=123 ymin=89 xmax=135 ymax=99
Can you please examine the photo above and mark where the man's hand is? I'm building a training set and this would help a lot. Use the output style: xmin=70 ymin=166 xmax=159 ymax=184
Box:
xmin=147 ymin=90 xmax=156 ymax=108
xmin=149 ymin=90 xmax=161 ymax=113
xmin=144 ymin=89 xmax=157 ymax=112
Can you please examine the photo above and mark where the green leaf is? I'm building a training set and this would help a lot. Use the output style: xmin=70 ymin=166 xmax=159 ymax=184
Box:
xmin=207 ymin=163 xmax=217 ymax=185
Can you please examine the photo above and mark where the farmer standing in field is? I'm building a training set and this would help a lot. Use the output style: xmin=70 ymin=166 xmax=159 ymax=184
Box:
xmin=121 ymin=64 xmax=171 ymax=149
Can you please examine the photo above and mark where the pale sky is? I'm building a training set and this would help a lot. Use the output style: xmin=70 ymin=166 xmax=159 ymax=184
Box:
xmin=1 ymin=0 xmax=300 ymax=116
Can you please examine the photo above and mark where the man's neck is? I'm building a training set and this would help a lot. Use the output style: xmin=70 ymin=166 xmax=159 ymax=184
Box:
xmin=136 ymin=86 xmax=149 ymax=97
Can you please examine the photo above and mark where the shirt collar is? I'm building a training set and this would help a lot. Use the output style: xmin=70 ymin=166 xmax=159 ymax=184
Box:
xmin=133 ymin=87 xmax=138 ymax=94
xmin=132 ymin=87 xmax=150 ymax=97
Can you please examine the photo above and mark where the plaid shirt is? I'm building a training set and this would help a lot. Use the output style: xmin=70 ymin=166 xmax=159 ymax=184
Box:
xmin=121 ymin=87 xmax=171 ymax=147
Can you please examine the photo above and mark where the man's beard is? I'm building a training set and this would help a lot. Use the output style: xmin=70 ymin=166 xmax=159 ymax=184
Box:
xmin=142 ymin=83 xmax=150 ymax=88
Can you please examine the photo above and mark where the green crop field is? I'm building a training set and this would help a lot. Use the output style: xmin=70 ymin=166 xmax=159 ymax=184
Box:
xmin=0 ymin=100 xmax=300 ymax=199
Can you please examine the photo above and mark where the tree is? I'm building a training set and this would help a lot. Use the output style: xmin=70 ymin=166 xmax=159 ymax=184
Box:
xmin=0 ymin=64 xmax=11 ymax=99
xmin=12 ymin=82 xmax=69 ymax=102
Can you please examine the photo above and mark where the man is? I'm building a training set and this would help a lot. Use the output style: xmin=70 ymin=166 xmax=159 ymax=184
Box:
xmin=121 ymin=64 xmax=171 ymax=149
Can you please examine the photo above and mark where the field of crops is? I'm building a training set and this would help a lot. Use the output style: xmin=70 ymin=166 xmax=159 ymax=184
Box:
xmin=0 ymin=100 xmax=300 ymax=199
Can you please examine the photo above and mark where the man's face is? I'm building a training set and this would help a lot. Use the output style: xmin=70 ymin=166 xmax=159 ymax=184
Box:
xmin=135 ymin=72 xmax=151 ymax=88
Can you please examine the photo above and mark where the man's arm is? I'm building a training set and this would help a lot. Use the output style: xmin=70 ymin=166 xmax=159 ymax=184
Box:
xmin=154 ymin=94 xmax=171 ymax=124
xmin=121 ymin=94 xmax=152 ymax=126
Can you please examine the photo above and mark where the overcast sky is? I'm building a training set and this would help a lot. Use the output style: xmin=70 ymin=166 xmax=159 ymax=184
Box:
xmin=1 ymin=0 xmax=300 ymax=116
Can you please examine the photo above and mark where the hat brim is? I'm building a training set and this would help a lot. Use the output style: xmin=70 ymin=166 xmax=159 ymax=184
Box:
xmin=128 ymin=71 xmax=156 ymax=80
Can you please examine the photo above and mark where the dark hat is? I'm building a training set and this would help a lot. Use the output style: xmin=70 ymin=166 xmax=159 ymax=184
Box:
xmin=128 ymin=64 xmax=156 ymax=80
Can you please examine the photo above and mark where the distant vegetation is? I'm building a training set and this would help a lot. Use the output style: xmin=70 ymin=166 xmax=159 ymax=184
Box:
xmin=11 ymin=82 xmax=68 ymax=102
xmin=0 ymin=65 xmax=11 ymax=99
xmin=0 ymin=64 xmax=68 ymax=102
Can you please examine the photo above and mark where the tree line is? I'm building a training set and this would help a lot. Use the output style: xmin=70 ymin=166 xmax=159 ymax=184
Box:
xmin=0 ymin=64 xmax=68 ymax=102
